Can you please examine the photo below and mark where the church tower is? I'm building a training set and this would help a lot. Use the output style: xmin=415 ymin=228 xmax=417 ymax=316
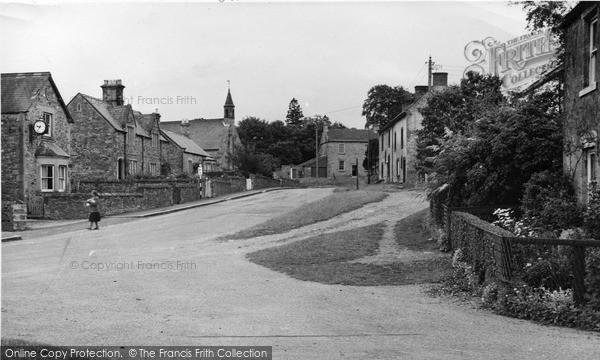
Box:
xmin=224 ymin=83 xmax=235 ymax=124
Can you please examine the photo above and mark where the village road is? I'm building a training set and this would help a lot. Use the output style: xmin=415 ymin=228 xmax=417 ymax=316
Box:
xmin=2 ymin=188 xmax=599 ymax=359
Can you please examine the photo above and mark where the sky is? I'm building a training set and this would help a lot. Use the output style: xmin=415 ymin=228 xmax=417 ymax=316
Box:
xmin=0 ymin=1 xmax=530 ymax=129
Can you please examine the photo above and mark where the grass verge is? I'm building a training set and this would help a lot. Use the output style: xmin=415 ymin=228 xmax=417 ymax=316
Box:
xmin=225 ymin=190 xmax=387 ymax=240
xmin=394 ymin=208 xmax=440 ymax=252
xmin=247 ymin=222 xmax=451 ymax=286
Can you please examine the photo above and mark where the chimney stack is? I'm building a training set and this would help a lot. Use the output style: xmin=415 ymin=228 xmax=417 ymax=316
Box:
xmin=432 ymin=72 xmax=448 ymax=89
xmin=101 ymin=79 xmax=125 ymax=107
xmin=181 ymin=119 xmax=190 ymax=138
xmin=415 ymin=85 xmax=429 ymax=98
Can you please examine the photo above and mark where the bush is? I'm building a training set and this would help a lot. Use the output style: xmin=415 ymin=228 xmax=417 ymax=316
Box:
xmin=521 ymin=170 xmax=583 ymax=233
xmin=583 ymin=181 xmax=600 ymax=240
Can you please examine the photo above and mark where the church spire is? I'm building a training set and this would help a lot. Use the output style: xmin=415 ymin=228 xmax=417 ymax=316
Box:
xmin=224 ymin=81 xmax=235 ymax=122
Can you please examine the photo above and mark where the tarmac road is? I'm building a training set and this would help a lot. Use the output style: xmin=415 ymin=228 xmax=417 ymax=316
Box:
xmin=2 ymin=188 xmax=599 ymax=359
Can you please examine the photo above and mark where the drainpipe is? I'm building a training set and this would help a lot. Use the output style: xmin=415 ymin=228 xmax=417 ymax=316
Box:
xmin=20 ymin=113 xmax=27 ymax=201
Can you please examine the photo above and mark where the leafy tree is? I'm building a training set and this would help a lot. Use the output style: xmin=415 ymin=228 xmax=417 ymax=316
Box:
xmin=237 ymin=116 xmax=273 ymax=152
xmin=512 ymin=1 xmax=570 ymax=53
xmin=286 ymin=98 xmax=304 ymax=127
xmin=230 ymin=144 xmax=279 ymax=178
xmin=416 ymin=72 xmax=505 ymax=174
xmin=363 ymin=138 xmax=379 ymax=180
xmin=362 ymin=85 xmax=414 ymax=129
xmin=428 ymin=88 xmax=563 ymax=207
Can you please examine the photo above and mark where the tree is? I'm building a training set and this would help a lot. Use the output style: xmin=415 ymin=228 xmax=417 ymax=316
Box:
xmin=237 ymin=116 xmax=272 ymax=152
xmin=230 ymin=144 xmax=279 ymax=178
xmin=362 ymin=85 xmax=414 ymax=129
xmin=415 ymin=72 xmax=505 ymax=174
xmin=363 ymin=138 xmax=379 ymax=181
xmin=427 ymin=88 xmax=563 ymax=207
xmin=286 ymin=98 xmax=304 ymax=127
xmin=512 ymin=1 xmax=570 ymax=54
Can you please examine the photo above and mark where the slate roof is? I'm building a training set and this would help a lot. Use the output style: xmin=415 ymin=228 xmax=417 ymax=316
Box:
xmin=160 ymin=129 xmax=211 ymax=158
xmin=34 ymin=141 xmax=70 ymax=158
xmin=323 ymin=128 xmax=377 ymax=143
xmin=78 ymin=94 xmax=125 ymax=132
xmin=135 ymin=112 xmax=159 ymax=133
xmin=1 ymin=72 xmax=73 ymax=122
xmin=160 ymin=118 xmax=233 ymax=151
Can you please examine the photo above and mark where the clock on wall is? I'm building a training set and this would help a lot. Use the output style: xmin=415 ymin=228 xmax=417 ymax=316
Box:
xmin=33 ymin=120 xmax=47 ymax=135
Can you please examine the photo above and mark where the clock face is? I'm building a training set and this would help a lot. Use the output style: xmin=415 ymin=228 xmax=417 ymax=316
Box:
xmin=34 ymin=120 xmax=47 ymax=134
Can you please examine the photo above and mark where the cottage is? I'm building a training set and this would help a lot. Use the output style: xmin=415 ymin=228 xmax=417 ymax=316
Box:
xmin=160 ymin=89 xmax=240 ymax=171
xmin=302 ymin=127 xmax=376 ymax=180
xmin=68 ymin=80 xmax=165 ymax=181
xmin=1 ymin=72 xmax=73 ymax=215
xmin=562 ymin=2 xmax=600 ymax=203
xmin=378 ymin=72 xmax=448 ymax=185
xmin=160 ymin=129 xmax=212 ymax=175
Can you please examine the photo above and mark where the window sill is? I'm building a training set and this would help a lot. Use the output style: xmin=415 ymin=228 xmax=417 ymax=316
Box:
xmin=579 ymin=82 xmax=598 ymax=97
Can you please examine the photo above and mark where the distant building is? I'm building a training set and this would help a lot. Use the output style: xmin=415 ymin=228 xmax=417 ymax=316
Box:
xmin=301 ymin=126 xmax=376 ymax=180
xmin=160 ymin=129 xmax=213 ymax=175
xmin=378 ymin=72 xmax=448 ymax=185
xmin=160 ymin=89 xmax=240 ymax=171
xmin=562 ymin=2 xmax=600 ymax=203
xmin=1 ymin=72 xmax=73 ymax=215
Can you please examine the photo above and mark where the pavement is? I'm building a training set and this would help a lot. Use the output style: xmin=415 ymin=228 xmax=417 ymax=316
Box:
xmin=1 ymin=187 xmax=292 ymax=242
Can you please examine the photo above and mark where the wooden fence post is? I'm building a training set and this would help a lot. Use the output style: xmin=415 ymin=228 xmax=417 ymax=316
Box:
xmin=572 ymin=245 xmax=586 ymax=307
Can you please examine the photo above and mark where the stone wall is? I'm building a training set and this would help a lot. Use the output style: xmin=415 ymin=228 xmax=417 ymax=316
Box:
xmin=1 ymin=114 xmax=23 ymax=201
xmin=251 ymin=175 xmax=281 ymax=189
xmin=2 ymin=201 xmax=27 ymax=231
xmin=211 ymin=177 xmax=246 ymax=197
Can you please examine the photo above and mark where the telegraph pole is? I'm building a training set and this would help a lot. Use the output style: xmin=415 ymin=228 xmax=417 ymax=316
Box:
xmin=315 ymin=123 xmax=319 ymax=179
xmin=427 ymin=56 xmax=435 ymax=91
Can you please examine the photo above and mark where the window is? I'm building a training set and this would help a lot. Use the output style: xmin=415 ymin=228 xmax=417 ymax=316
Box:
xmin=57 ymin=165 xmax=67 ymax=192
xmin=588 ymin=150 xmax=597 ymax=184
xmin=188 ymin=159 xmax=194 ymax=174
xmin=76 ymin=103 xmax=82 ymax=112
xmin=127 ymin=126 xmax=135 ymax=146
xmin=41 ymin=165 xmax=54 ymax=191
xmin=582 ymin=13 xmax=598 ymax=95
xmin=117 ymin=159 xmax=124 ymax=179
xmin=338 ymin=160 xmax=345 ymax=171
xmin=128 ymin=159 xmax=138 ymax=174
xmin=152 ymin=133 xmax=159 ymax=148
xmin=401 ymin=128 xmax=404 ymax=149
xmin=42 ymin=112 xmax=53 ymax=137
xmin=394 ymin=132 xmax=397 ymax=151
xmin=149 ymin=163 xmax=157 ymax=175
xmin=338 ymin=143 xmax=345 ymax=154
xmin=387 ymin=131 xmax=390 ymax=148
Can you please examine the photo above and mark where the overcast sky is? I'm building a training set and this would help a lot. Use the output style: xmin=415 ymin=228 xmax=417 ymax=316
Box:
xmin=1 ymin=1 xmax=529 ymax=129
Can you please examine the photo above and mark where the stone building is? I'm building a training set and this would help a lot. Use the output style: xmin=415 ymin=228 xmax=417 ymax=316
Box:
xmin=68 ymin=80 xmax=164 ymax=181
xmin=160 ymin=129 xmax=212 ymax=175
xmin=378 ymin=72 xmax=448 ymax=185
xmin=160 ymin=89 xmax=240 ymax=171
xmin=562 ymin=2 xmax=600 ymax=203
xmin=1 ymin=72 xmax=73 ymax=214
xmin=302 ymin=126 xmax=376 ymax=179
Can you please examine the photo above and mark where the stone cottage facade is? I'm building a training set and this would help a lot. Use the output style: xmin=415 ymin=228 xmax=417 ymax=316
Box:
xmin=562 ymin=2 xmax=600 ymax=203
xmin=305 ymin=126 xmax=376 ymax=180
xmin=160 ymin=129 xmax=212 ymax=175
xmin=378 ymin=72 xmax=448 ymax=185
xmin=1 ymin=72 xmax=73 ymax=214
xmin=68 ymin=80 xmax=168 ymax=181
xmin=160 ymin=89 xmax=240 ymax=171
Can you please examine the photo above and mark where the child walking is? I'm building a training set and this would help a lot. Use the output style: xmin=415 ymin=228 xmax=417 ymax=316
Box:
xmin=86 ymin=190 xmax=101 ymax=230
